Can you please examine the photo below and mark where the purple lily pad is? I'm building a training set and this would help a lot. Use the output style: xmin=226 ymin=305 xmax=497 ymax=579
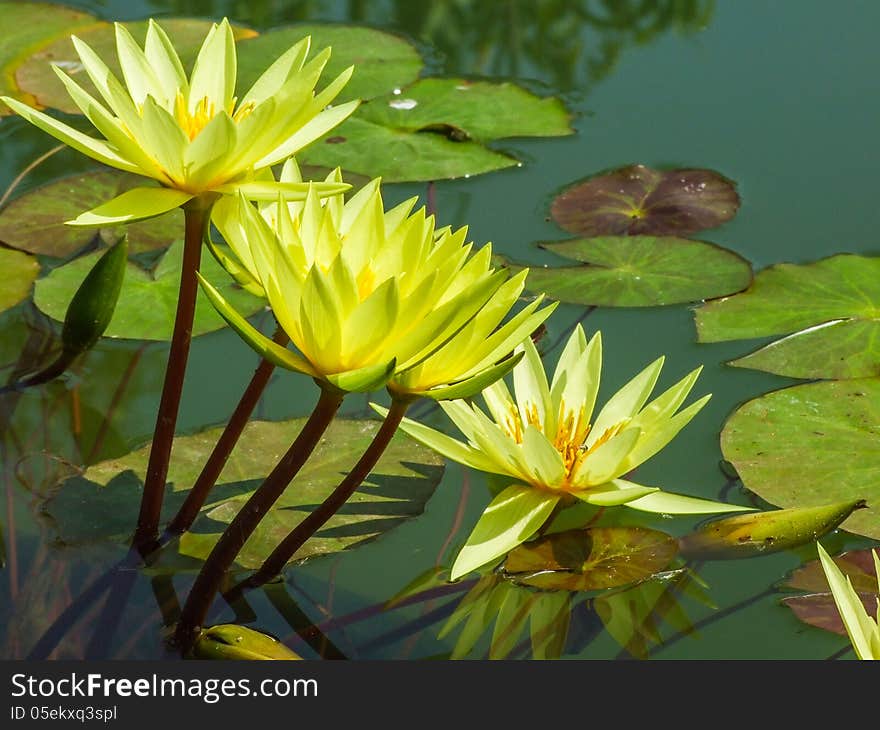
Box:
xmin=550 ymin=164 xmax=740 ymax=237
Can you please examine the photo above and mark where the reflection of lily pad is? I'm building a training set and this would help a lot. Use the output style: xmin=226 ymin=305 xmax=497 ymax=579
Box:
xmin=46 ymin=419 xmax=444 ymax=569
xmin=504 ymin=526 xmax=678 ymax=591
xmin=236 ymin=24 xmax=422 ymax=104
xmin=781 ymin=548 xmax=879 ymax=636
xmin=0 ymin=1 xmax=99 ymax=113
xmin=678 ymin=501 xmax=864 ymax=561
xmin=502 ymin=236 xmax=751 ymax=307
xmin=0 ymin=249 xmax=40 ymax=313
xmin=721 ymin=379 xmax=880 ymax=540
xmin=14 ymin=18 xmax=257 ymax=115
xmin=695 ymin=255 xmax=880 ymax=379
xmin=0 ymin=170 xmax=181 ymax=258
xmin=550 ymin=164 xmax=740 ymax=237
xmin=34 ymin=239 xmax=263 ymax=341
xmin=302 ymin=78 xmax=573 ymax=182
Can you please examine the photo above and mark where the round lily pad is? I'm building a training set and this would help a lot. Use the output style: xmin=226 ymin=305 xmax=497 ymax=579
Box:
xmin=0 ymin=1 xmax=99 ymax=114
xmin=503 ymin=526 xmax=678 ymax=591
xmin=0 ymin=248 xmax=40 ymax=313
xmin=721 ymin=379 xmax=880 ymax=541
xmin=33 ymin=239 xmax=263 ymax=341
xmin=45 ymin=418 xmax=444 ymax=569
xmin=695 ymin=254 xmax=880 ymax=380
xmin=781 ymin=548 xmax=879 ymax=636
xmin=14 ymin=18 xmax=257 ymax=115
xmin=550 ymin=164 xmax=740 ymax=237
xmin=302 ymin=78 xmax=573 ymax=182
xmin=236 ymin=24 xmax=423 ymax=104
xmin=0 ymin=169 xmax=182 ymax=258
xmin=502 ymin=235 xmax=751 ymax=307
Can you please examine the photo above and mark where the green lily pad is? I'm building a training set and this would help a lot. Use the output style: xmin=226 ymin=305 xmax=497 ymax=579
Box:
xmin=502 ymin=236 xmax=752 ymax=307
xmin=695 ymin=254 xmax=880 ymax=379
xmin=721 ymin=379 xmax=880 ymax=541
xmin=236 ymin=24 xmax=422 ymax=105
xmin=550 ymin=164 xmax=740 ymax=237
xmin=780 ymin=548 xmax=879 ymax=636
xmin=45 ymin=418 xmax=444 ymax=569
xmin=33 ymin=238 xmax=263 ymax=341
xmin=0 ymin=1 xmax=100 ymax=114
xmin=302 ymin=78 xmax=573 ymax=182
xmin=503 ymin=526 xmax=678 ymax=591
xmin=678 ymin=501 xmax=866 ymax=561
xmin=13 ymin=18 xmax=257 ymax=115
xmin=0 ymin=248 xmax=39 ymax=313
xmin=0 ymin=169 xmax=182 ymax=258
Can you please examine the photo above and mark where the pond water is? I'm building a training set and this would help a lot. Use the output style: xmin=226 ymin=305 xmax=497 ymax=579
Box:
xmin=1 ymin=0 xmax=878 ymax=660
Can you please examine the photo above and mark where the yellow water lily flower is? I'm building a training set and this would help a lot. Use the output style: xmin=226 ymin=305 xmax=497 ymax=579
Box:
xmin=817 ymin=543 xmax=880 ymax=660
xmin=0 ymin=19 xmax=356 ymax=225
xmin=387 ymin=325 xmax=750 ymax=579
xmin=199 ymin=162 xmax=556 ymax=395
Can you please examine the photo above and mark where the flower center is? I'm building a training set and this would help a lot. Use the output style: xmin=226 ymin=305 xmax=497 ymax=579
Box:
xmin=172 ymin=92 xmax=255 ymax=141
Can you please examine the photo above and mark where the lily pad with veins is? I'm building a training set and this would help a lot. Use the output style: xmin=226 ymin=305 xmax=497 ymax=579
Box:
xmin=550 ymin=164 xmax=740 ymax=237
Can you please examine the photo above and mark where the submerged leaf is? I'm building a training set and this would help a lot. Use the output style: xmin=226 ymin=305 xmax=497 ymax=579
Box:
xmin=504 ymin=526 xmax=679 ymax=590
xmin=502 ymin=236 xmax=751 ymax=307
xmin=721 ymin=379 xmax=880 ymax=541
xmin=550 ymin=164 xmax=739 ymax=237
xmin=46 ymin=419 xmax=444 ymax=569
xmin=695 ymin=255 xmax=880 ymax=379
xmin=34 ymin=239 xmax=263 ymax=341
xmin=679 ymin=501 xmax=866 ymax=560
xmin=0 ymin=249 xmax=39 ymax=314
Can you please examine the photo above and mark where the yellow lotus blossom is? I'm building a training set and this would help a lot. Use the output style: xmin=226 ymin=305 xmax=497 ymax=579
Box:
xmin=1 ymin=19 xmax=355 ymax=225
xmin=386 ymin=325 xmax=750 ymax=579
xmin=199 ymin=161 xmax=556 ymax=395
xmin=817 ymin=543 xmax=880 ymax=660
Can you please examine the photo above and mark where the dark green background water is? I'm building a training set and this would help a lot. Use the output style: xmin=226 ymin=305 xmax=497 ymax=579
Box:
xmin=1 ymin=0 xmax=876 ymax=659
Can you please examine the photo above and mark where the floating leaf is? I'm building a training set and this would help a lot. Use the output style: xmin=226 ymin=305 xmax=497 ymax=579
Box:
xmin=695 ymin=255 xmax=880 ymax=379
xmin=504 ymin=526 xmax=679 ymax=591
xmin=550 ymin=164 xmax=740 ymax=237
xmin=502 ymin=236 xmax=751 ymax=307
xmin=679 ymin=501 xmax=865 ymax=560
xmin=192 ymin=625 xmax=301 ymax=661
xmin=236 ymin=24 xmax=422 ymax=105
xmin=781 ymin=549 xmax=879 ymax=637
xmin=0 ymin=170 xmax=182 ymax=258
xmin=721 ymin=379 xmax=880 ymax=541
xmin=0 ymin=249 xmax=39 ymax=313
xmin=46 ymin=419 xmax=444 ymax=569
xmin=302 ymin=78 xmax=573 ymax=182
xmin=0 ymin=1 xmax=99 ymax=113
xmin=34 ymin=239 xmax=263 ymax=341
xmin=13 ymin=18 xmax=257 ymax=115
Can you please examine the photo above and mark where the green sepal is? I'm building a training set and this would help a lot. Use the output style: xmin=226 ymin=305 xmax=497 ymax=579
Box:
xmin=416 ymin=352 xmax=524 ymax=402
xmin=61 ymin=236 xmax=128 ymax=355
xmin=325 ymin=358 xmax=397 ymax=393
xmin=203 ymin=232 xmax=265 ymax=297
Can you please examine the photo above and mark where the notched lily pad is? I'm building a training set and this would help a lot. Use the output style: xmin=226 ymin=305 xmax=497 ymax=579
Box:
xmin=502 ymin=235 xmax=752 ymax=307
xmin=236 ymin=24 xmax=423 ymax=104
xmin=695 ymin=255 xmax=880 ymax=379
xmin=0 ymin=169 xmax=182 ymax=259
xmin=0 ymin=1 xmax=99 ymax=113
xmin=0 ymin=248 xmax=40 ymax=313
xmin=33 ymin=238 xmax=263 ymax=341
xmin=13 ymin=18 xmax=257 ymax=115
xmin=780 ymin=548 xmax=879 ymax=636
xmin=721 ymin=379 xmax=880 ymax=541
xmin=503 ymin=526 xmax=678 ymax=591
xmin=302 ymin=78 xmax=573 ymax=182
xmin=678 ymin=501 xmax=866 ymax=560
xmin=46 ymin=419 xmax=444 ymax=569
xmin=550 ymin=164 xmax=740 ymax=237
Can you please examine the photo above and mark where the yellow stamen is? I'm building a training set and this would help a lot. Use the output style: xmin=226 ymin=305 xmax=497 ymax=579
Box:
xmin=172 ymin=92 xmax=253 ymax=141
xmin=503 ymin=403 xmax=524 ymax=444
xmin=357 ymin=265 xmax=376 ymax=301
